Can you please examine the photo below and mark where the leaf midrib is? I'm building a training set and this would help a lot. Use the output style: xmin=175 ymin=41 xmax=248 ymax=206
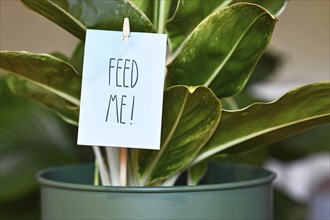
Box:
xmin=1 ymin=52 xmax=81 ymax=106
xmin=47 ymin=0 xmax=86 ymax=32
xmin=166 ymin=0 xmax=232 ymax=61
xmin=140 ymin=90 xmax=189 ymax=185
xmin=204 ymin=11 xmax=268 ymax=87
xmin=16 ymin=74 xmax=80 ymax=106
xmin=192 ymin=113 xmax=330 ymax=165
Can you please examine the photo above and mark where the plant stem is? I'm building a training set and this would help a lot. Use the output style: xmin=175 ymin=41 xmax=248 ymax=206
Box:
xmin=93 ymin=146 xmax=111 ymax=186
xmin=162 ymin=172 xmax=181 ymax=186
xmin=93 ymin=160 xmax=99 ymax=186
xmin=153 ymin=0 xmax=159 ymax=31
xmin=128 ymin=149 xmax=139 ymax=186
xmin=105 ymin=147 xmax=120 ymax=186
xmin=120 ymin=148 xmax=127 ymax=186
xmin=157 ymin=0 xmax=167 ymax=33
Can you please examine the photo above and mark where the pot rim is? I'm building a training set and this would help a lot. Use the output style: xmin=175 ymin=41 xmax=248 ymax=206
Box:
xmin=37 ymin=163 xmax=276 ymax=193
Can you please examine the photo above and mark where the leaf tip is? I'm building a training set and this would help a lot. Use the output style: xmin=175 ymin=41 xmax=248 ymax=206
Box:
xmin=187 ymin=86 xmax=197 ymax=93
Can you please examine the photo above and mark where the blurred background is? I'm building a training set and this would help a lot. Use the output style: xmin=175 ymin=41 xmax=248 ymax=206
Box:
xmin=1 ymin=0 xmax=329 ymax=219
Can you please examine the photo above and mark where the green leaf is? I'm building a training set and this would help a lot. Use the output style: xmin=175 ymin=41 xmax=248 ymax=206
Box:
xmin=5 ymin=75 xmax=79 ymax=126
xmin=214 ymin=146 xmax=269 ymax=166
xmin=166 ymin=3 xmax=277 ymax=98
xmin=0 ymin=80 xmax=79 ymax=202
xmin=69 ymin=42 xmax=85 ymax=74
xmin=156 ymin=0 xmax=175 ymax=34
xmin=187 ymin=160 xmax=208 ymax=185
xmin=235 ymin=0 xmax=288 ymax=17
xmin=50 ymin=51 xmax=69 ymax=62
xmin=21 ymin=0 xmax=155 ymax=41
xmin=194 ymin=82 xmax=330 ymax=164
xmin=166 ymin=0 xmax=232 ymax=52
xmin=136 ymin=86 xmax=221 ymax=185
xmin=130 ymin=0 xmax=154 ymax=22
xmin=269 ymin=124 xmax=330 ymax=161
xmin=247 ymin=51 xmax=282 ymax=85
xmin=0 ymin=51 xmax=81 ymax=106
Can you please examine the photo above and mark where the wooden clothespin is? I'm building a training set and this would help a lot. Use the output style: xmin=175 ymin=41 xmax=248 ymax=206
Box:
xmin=122 ymin=18 xmax=130 ymax=42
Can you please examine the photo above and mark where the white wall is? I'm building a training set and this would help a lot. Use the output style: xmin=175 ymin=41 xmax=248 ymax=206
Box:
xmin=0 ymin=0 xmax=78 ymax=56
xmin=270 ymin=0 xmax=329 ymax=83
xmin=256 ymin=0 xmax=330 ymax=99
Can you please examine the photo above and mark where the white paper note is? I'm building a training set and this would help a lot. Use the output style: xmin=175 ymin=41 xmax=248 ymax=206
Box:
xmin=78 ymin=29 xmax=167 ymax=150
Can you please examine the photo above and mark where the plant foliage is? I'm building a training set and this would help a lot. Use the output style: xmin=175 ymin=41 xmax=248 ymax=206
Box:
xmin=0 ymin=0 xmax=329 ymax=186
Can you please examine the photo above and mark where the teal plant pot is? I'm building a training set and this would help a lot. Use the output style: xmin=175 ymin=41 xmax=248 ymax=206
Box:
xmin=37 ymin=163 xmax=275 ymax=219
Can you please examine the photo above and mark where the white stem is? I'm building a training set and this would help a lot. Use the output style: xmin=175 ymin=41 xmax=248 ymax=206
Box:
xmin=162 ymin=172 xmax=181 ymax=186
xmin=120 ymin=148 xmax=127 ymax=186
xmin=187 ymin=171 xmax=194 ymax=186
xmin=105 ymin=147 xmax=120 ymax=186
xmin=92 ymin=146 xmax=111 ymax=186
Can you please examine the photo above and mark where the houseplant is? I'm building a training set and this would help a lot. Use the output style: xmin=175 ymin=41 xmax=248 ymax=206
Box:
xmin=1 ymin=0 xmax=329 ymax=219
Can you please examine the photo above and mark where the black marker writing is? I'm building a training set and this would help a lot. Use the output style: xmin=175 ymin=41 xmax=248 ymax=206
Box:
xmin=105 ymin=94 xmax=119 ymax=123
xmin=105 ymin=94 xmax=136 ymax=125
xmin=109 ymin=58 xmax=139 ymax=88
xmin=120 ymin=95 xmax=127 ymax=124
xmin=130 ymin=96 xmax=135 ymax=125
xmin=106 ymin=57 xmax=139 ymax=125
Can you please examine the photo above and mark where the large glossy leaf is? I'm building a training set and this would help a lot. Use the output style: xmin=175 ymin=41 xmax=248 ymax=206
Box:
xmin=0 ymin=80 xmax=79 ymax=202
xmin=193 ymin=82 xmax=330 ymax=164
xmin=0 ymin=51 xmax=81 ymax=106
xmin=135 ymin=86 xmax=221 ymax=185
xmin=166 ymin=3 xmax=276 ymax=98
xmin=69 ymin=42 xmax=85 ymax=74
xmin=130 ymin=0 xmax=174 ymax=31
xmin=50 ymin=51 xmax=69 ymax=62
xmin=235 ymin=0 xmax=288 ymax=17
xmin=166 ymin=0 xmax=232 ymax=52
xmin=130 ymin=0 xmax=154 ymax=20
xmin=21 ymin=0 xmax=155 ymax=41
xmin=5 ymin=75 xmax=79 ymax=126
